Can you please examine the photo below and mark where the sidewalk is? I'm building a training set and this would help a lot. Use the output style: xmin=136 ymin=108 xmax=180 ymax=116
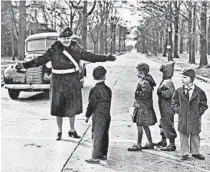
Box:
xmin=62 ymin=53 xmax=210 ymax=172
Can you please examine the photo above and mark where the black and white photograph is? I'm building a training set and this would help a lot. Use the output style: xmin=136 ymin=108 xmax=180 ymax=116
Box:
xmin=1 ymin=0 xmax=210 ymax=171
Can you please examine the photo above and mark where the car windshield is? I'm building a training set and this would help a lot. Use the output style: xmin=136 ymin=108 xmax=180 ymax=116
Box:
xmin=26 ymin=39 xmax=56 ymax=52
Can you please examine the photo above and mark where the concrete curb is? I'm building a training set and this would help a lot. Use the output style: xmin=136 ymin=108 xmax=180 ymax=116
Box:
xmin=151 ymin=57 xmax=210 ymax=84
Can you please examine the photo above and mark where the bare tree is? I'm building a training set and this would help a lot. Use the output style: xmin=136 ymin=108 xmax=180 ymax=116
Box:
xmin=173 ymin=0 xmax=180 ymax=58
xmin=18 ymin=1 xmax=26 ymax=60
xmin=200 ymin=1 xmax=208 ymax=66
xmin=191 ymin=2 xmax=197 ymax=64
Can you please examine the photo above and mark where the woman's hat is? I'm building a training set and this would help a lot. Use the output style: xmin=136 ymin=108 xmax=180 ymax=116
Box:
xmin=59 ymin=27 xmax=73 ymax=38
xmin=93 ymin=66 xmax=107 ymax=80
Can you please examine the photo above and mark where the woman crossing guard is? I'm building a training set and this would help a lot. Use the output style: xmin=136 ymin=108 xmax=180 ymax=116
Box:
xmin=15 ymin=28 xmax=116 ymax=141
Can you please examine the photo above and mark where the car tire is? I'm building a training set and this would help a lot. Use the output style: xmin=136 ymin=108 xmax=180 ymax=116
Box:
xmin=8 ymin=89 xmax=20 ymax=100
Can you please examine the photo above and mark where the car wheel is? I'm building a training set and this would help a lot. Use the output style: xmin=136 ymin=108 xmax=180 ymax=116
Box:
xmin=8 ymin=89 xmax=20 ymax=100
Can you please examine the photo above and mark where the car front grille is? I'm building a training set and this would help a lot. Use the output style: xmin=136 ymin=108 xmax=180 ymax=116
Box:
xmin=26 ymin=66 xmax=43 ymax=84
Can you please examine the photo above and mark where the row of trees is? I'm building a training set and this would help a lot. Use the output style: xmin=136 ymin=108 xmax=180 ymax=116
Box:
xmin=134 ymin=1 xmax=210 ymax=66
xmin=1 ymin=0 xmax=130 ymax=60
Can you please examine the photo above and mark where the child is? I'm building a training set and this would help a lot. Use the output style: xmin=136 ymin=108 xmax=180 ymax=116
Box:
xmin=85 ymin=66 xmax=112 ymax=164
xmin=172 ymin=68 xmax=208 ymax=160
xmin=154 ymin=61 xmax=177 ymax=151
xmin=128 ymin=63 xmax=157 ymax=151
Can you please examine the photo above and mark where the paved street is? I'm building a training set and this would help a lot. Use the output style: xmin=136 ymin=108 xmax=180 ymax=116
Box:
xmin=1 ymin=52 xmax=210 ymax=172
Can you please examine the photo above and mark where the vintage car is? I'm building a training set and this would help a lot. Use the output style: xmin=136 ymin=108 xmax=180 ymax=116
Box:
xmin=4 ymin=32 xmax=86 ymax=100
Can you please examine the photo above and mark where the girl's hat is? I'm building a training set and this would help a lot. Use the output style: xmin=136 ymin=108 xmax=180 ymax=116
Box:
xmin=181 ymin=68 xmax=196 ymax=82
xmin=93 ymin=66 xmax=107 ymax=80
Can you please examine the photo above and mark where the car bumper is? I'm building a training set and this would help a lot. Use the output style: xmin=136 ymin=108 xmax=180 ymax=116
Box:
xmin=4 ymin=84 xmax=50 ymax=90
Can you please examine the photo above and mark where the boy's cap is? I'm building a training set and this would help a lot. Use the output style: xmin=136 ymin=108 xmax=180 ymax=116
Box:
xmin=182 ymin=68 xmax=196 ymax=82
xmin=93 ymin=66 xmax=107 ymax=80
xmin=59 ymin=27 xmax=73 ymax=38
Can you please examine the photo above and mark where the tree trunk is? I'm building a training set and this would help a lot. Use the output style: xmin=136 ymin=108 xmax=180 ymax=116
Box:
xmin=167 ymin=2 xmax=173 ymax=61
xmin=200 ymin=1 xmax=208 ymax=66
xmin=18 ymin=1 xmax=26 ymax=61
xmin=191 ymin=2 xmax=196 ymax=64
xmin=163 ymin=30 xmax=168 ymax=57
xmin=188 ymin=2 xmax=192 ymax=63
xmin=105 ymin=17 xmax=108 ymax=54
xmin=12 ymin=19 xmax=15 ymax=61
xmin=173 ymin=1 xmax=179 ymax=58
xmin=82 ymin=1 xmax=87 ymax=50
xmin=99 ymin=29 xmax=104 ymax=54
xmin=208 ymin=17 xmax=210 ymax=55
xmin=179 ymin=19 xmax=184 ymax=54
xmin=118 ymin=25 xmax=122 ymax=53
xmin=159 ymin=30 xmax=163 ymax=53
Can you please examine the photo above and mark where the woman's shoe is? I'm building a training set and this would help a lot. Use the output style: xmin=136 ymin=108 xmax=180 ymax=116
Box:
xmin=56 ymin=132 xmax=62 ymax=141
xmin=141 ymin=143 xmax=154 ymax=149
xmin=68 ymin=131 xmax=81 ymax=139
xmin=127 ymin=144 xmax=142 ymax=151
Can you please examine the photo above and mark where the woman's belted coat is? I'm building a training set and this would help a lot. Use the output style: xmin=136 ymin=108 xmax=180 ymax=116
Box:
xmin=23 ymin=40 xmax=112 ymax=117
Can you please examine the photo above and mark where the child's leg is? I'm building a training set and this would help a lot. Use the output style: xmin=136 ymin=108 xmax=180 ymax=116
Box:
xmin=143 ymin=126 xmax=153 ymax=144
xmin=154 ymin=119 xmax=167 ymax=147
xmin=92 ymin=118 xmax=107 ymax=159
xmin=102 ymin=119 xmax=111 ymax=157
xmin=190 ymin=134 xmax=200 ymax=155
xmin=180 ymin=132 xmax=189 ymax=156
xmin=137 ymin=126 xmax=143 ymax=147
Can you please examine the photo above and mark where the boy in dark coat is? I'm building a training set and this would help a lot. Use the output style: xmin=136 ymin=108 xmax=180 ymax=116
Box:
xmin=85 ymin=66 xmax=112 ymax=164
xmin=172 ymin=68 xmax=208 ymax=160
xmin=154 ymin=61 xmax=177 ymax=151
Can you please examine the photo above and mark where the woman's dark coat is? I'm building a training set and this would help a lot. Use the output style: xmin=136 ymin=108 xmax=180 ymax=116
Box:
xmin=172 ymin=85 xmax=208 ymax=134
xmin=23 ymin=40 xmax=111 ymax=117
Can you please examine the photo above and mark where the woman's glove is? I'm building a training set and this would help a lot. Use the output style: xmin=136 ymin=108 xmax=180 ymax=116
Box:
xmin=157 ymin=88 xmax=162 ymax=95
xmin=15 ymin=62 xmax=24 ymax=71
xmin=85 ymin=117 xmax=89 ymax=123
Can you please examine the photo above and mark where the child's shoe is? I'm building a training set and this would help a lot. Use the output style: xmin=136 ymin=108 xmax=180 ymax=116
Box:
xmin=128 ymin=144 xmax=142 ymax=151
xmin=192 ymin=154 xmax=205 ymax=160
xmin=85 ymin=158 xmax=100 ymax=164
xmin=160 ymin=144 xmax=176 ymax=151
xmin=141 ymin=143 xmax=154 ymax=149
xmin=56 ymin=132 xmax=62 ymax=141
xmin=154 ymin=140 xmax=167 ymax=147
xmin=181 ymin=155 xmax=188 ymax=160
